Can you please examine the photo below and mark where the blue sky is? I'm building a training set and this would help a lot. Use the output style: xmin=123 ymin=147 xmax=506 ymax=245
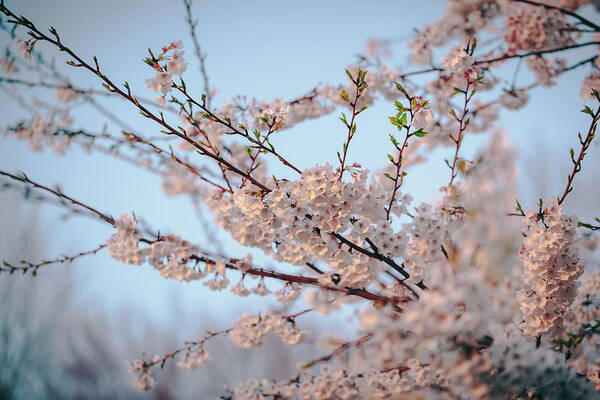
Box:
xmin=0 ymin=0 xmax=598 ymax=333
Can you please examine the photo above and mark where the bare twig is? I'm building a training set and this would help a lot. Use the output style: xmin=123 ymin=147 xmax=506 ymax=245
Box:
xmin=0 ymin=170 xmax=116 ymax=225
xmin=448 ymin=77 xmax=474 ymax=187
xmin=181 ymin=0 xmax=211 ymax=107
xmin=1 ymin=243 xmax=107 ymax=276
xmin=122 ymin=131 xmax=231 ymax=193
xmin=557 ymin=100 xmax=600 ymax=205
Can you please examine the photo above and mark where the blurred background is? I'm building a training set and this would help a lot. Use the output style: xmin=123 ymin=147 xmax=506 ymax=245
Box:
xmin=0 ymin=0 xmax=599 ymax=398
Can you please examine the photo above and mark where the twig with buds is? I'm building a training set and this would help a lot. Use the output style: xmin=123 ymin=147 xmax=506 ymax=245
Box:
xmin=1 ymin=243 xmax=107 ymax=276
xmin=558 ymin=94 xmax=600 ymax=205
xmin=338 ymin=68 xmax=368 ymax=179
xmin=0 ymin=169 xmax=116 ymax=225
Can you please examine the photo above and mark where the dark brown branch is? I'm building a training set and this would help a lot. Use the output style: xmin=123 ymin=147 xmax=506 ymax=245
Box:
xmin=399 ymin=67 xmax=443 ymax=79
xmin=331 ymin=233 xmax=410 ymax=280
xmin=476 ymin=41 xmax=600 ymax=66
xmin=191 ymin=255 xmax=410 ymax=310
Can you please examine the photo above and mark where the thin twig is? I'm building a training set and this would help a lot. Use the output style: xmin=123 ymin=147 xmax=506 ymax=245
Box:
xmin=476 ymin=41 xmax=600 ymax=66
xmin=448 ymin=78 xmax=473 ymax=187
xmin=1 ymin=243 xmax=107 ymax=276
xmin=182 ymin=0 xmax=211 ymax=107
xmin=557 ymin=101 xmax=600 ymax=205
xmin=0 ymin=169 xmax=115 ymax=225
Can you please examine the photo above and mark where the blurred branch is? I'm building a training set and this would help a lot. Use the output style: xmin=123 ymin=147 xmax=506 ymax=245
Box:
xmin=0 ymin=170 xmax=116 ymax=225
xmin=1 ymin=243 xmax=107 ymax=276
xmin=182 ymin=0 xmax=211 ymax=107
xmin=0 ymin=75 xmax=179 ymax=113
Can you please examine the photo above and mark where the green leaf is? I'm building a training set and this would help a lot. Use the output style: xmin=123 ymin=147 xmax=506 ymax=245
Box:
xmin=340 ymin=90 xmax=350 ymax=103
xmin=340 ymin=112 xmax=348 ymax=126
xmin=358 ymin=69 xmax=367 ymax=82
xmin=394 ymin=82 xmax=407 ymax=94
xmin=470 ymin=38 xmax=477 ymax=54
xmin=515 ymin=198 xmax=524 ymax=215
xmin=582 ymin=106 xmax=595 ymax=117
xmin=388 ymin=116 xmax=400 ymax=127
xmin=345 ymin=68 xmax=354 ymax=82
xmin=399 ymin=112 xmax=407 ymax=127
xmin=413 ymin=128 xmax=427 ymax=138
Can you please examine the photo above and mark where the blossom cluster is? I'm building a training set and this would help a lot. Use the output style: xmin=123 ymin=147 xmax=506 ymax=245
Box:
xmin=126 ymin=359 xmax=156 ymax=392
xmin=229 ymin=312 xmax=307 ymax=348
xmin=107 ymin=214 xmax=202 ymax=281
xmin=517 ymin=200 xmax=584 ymax=338
xmin=207 ymin=164 xmax=413 ymax=289
xmin=145 ymin=40 xmax=187 ymax=105
xmin=176 ymin=348 xmax=212 ymax=370
xmin=407 ymin=0 xmax=597 ymax=103
xmin=227 ymin=363 xmax=446 ymax=400
xmin=10 ymin=115 xmax=71 ymax=155
xmin=53 ymin=86 xmax=79 ymax=104
xmin=503 ymin=3 xmax=574 ymax=52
